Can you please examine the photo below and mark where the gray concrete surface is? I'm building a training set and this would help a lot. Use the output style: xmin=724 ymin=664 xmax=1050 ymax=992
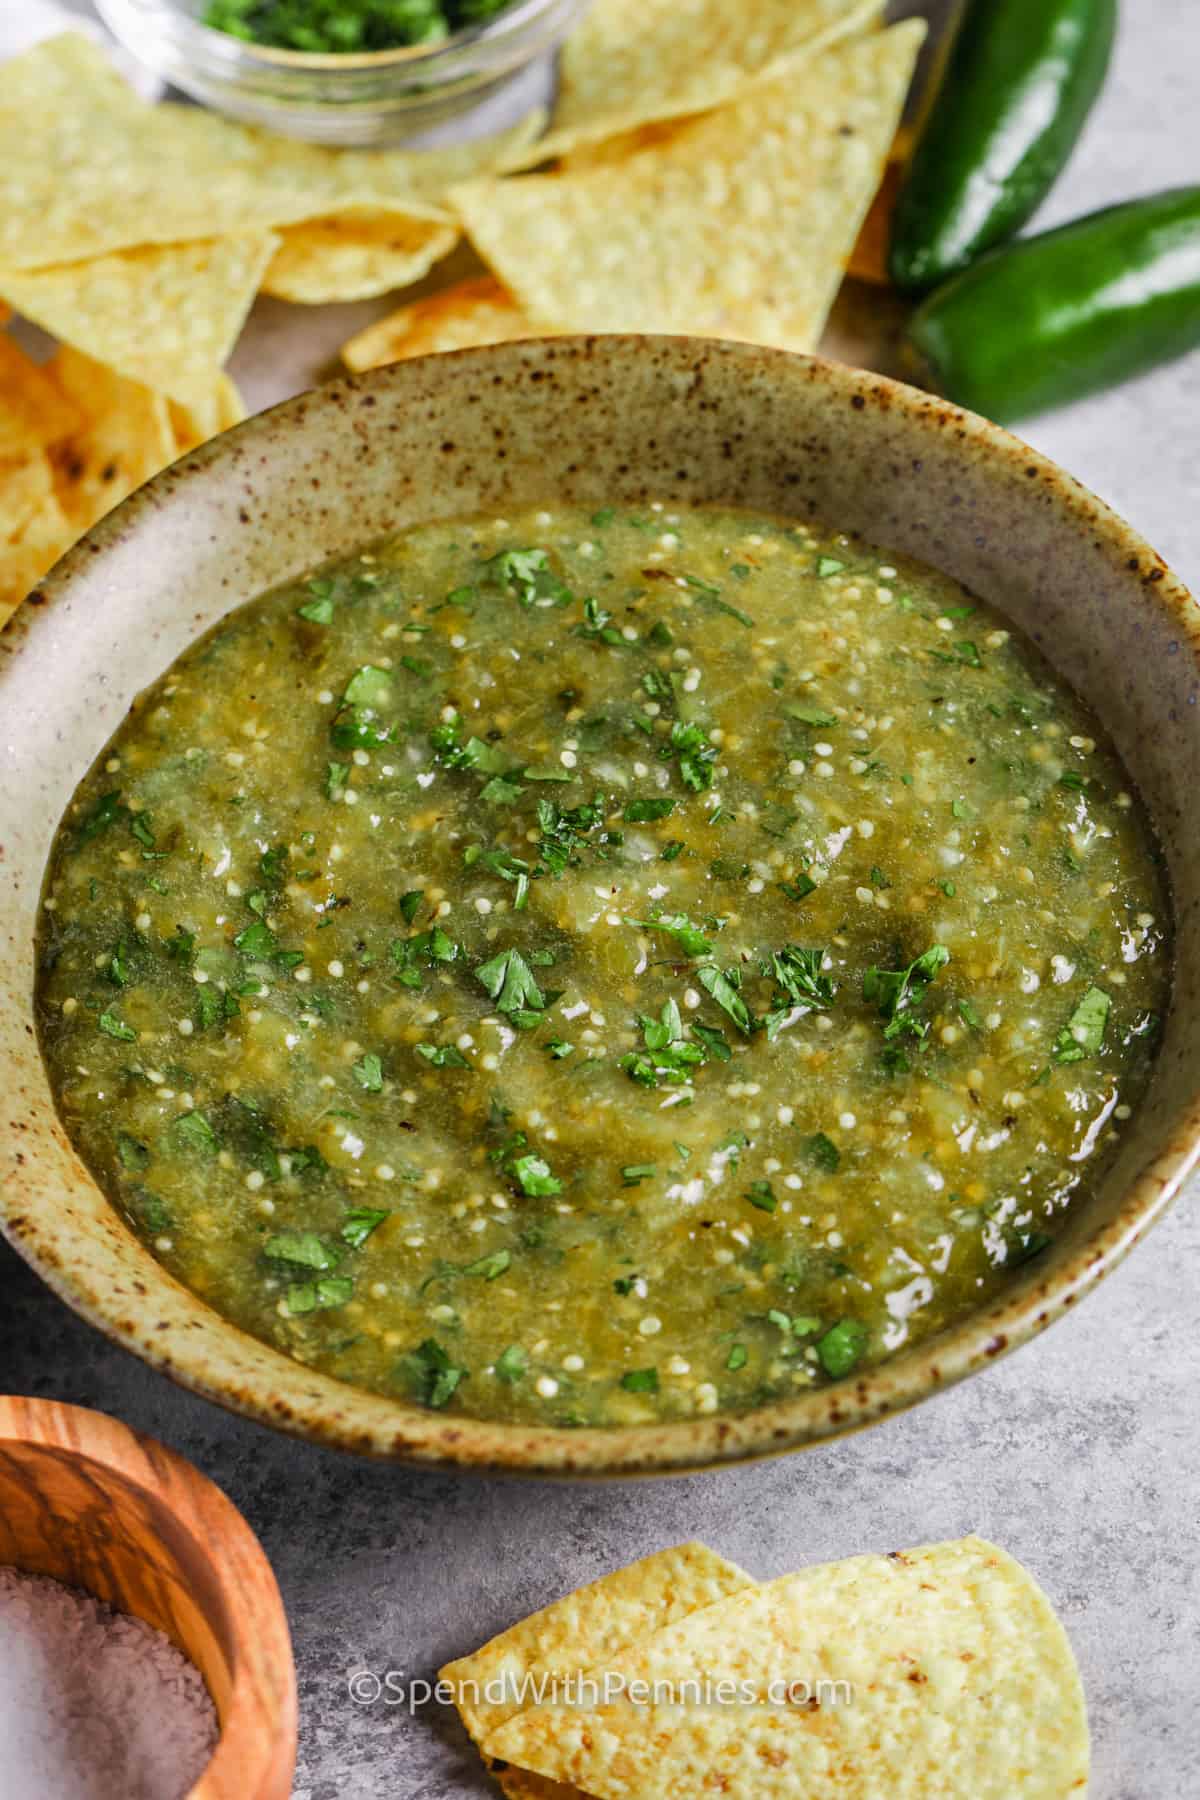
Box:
xmin=5 ymin=3 xmax=1200 ymax=1795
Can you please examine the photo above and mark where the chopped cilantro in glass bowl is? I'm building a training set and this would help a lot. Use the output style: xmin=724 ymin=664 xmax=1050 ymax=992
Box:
xmin=94 ymin=0 xmax=580 ymax=145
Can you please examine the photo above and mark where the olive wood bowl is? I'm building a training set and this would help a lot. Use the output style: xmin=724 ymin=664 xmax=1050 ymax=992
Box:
xmin=0 ymin=1395 xmax=297 ymax=1797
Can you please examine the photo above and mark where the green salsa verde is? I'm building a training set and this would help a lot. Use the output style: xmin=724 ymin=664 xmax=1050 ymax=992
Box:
xmin=36 ymin=503 xmax=1170 ymax=1427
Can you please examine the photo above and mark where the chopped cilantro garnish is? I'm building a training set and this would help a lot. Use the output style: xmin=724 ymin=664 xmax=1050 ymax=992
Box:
xmin=665 ymin=718 xmax=717 ymax=792
xmin=462 ymin=1249 xmax=511 ymax=1280
xmin=816 ymin=556 xmax=845 ymax=577
xmin=341 ymin=1209 xmax=388 ymax=1248
xmin=579 ymin=595 xmax=626 ymax=646
xmin=106 ymin=940 xmax=133 ymax=987
xmin=165 ymin=925 xmax=196 ymax=965
xmin=726 ymin=1343 xmax=748 ymax=1371
xmin=296 ymin=593 xmax=334 ymax=624
xmin=325 ymin=761 xmax=349 ymax=801
xmin=97 ymin=1009 xmax=137 ymax=1042
xmin=697 ymin=962 xmax=752 ymax=1033
xmin=490 ymin=1129 xmax=563 ymax=1196
xmin=624 ymin=796 xmax=676 ymax=822
xmin=1052 ymin=985 xmax=1111 ymax=1063
xmin=285 ymin=1277 xmax=353 ymax=1315
xmin=780 ymin=873 xmax=817 ymax=902
xmin=474 ymin=947 xmax=545 ymax=1017
xmin=786 ymin=704 xmax=838 ymax=727
xmin=416 ymin=1042 xmax=471 ymax=1069
xmin=621 ymin=1164 xmax=657 ymax=1186
xmin=620 ymin=1368 xmax=659 ymax=1394
xmin=863 ymin=945 xmax=950 ymax=1042
xmin=485 ymin=546 xmax=572 ymax=608
xmin=958 ymin=997 xmax=982 ymax=1030
xmin=746 ymin=1179 xmax=777 ymax=1213
xmin=76 ymin=792 xmax=127 ymax=847
xmin=233 ymin=919 xmax=276 ymax=957
xmin=690 ymin=1022 xmax=731 ymax=1062
xmin=352 ymin=1052 xmax=384 ymax=1092
xmin=399 ymin=889 xmax=424 ymax=925
xmin=620 ymin=997 xmax=706 ymax=1089
xmin=869 ymin=867 xmax=891 ymax=890
xmin=804 ymin=1132 xmax=840 ymax=1174
xmin=816 ymin=1318 xmax=867 ymax=1378
xmin=629 ymin=912 xmax=714 ymax=958
xmin=768 ymin=946 xmax=833 ymax=1008
xmin=194 ymin=985 xmax=239 ymax=1031
xmin=116 ymin=1132 xmax=150 ymax=1171
xmin=172 ymin=1110 xmax=217 ymax=1155
xmin=400 ymin=1337 xmax=466 ymax=1409
xmin=264 ymin=1231 xmax=340 ymax=1271
xmin=495 ymin=1344 xmax=527 ymax=1382
xmin=478 ymin=773 xmax=525 ymax=806
xmin=535 ymin=794 xmax=607 ymax=878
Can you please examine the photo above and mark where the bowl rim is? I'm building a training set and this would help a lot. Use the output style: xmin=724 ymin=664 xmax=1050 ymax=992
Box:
xmin=0 ymin=1394 xmax=297 ymax=1796
xmin=4 ymin=336 xmax=1198 ymax=1478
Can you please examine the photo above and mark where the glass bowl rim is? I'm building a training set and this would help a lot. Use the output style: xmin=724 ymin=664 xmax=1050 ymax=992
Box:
xmin=141 ymin=0 xmax=564 ymax=72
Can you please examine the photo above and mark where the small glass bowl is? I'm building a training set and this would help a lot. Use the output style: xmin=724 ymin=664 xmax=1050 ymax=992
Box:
xmin=94 ymin=0 xmax=581 ymax=146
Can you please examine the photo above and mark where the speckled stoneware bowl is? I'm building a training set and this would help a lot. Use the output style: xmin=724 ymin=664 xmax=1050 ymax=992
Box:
xmin=2 ymin=337 xmax=1197 ymax=1476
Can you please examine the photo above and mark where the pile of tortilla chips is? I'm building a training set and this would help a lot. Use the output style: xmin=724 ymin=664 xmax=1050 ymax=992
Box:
xmin=0 ymin=30 xmax=542 ymax=626
xmin=343 ymin=0 xmax=923 ymax=370
xmin=0 ymin=2 xmax=919 ymax=625
xmin=440 ymin=1537 xmax=1090 ymax=1800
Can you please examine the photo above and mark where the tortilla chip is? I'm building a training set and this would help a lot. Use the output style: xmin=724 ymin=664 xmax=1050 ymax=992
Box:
xmin=0 ymin=236 xmax=276 ymax=412
xmin=47 ymin=347 xmax=176 ymax=535
xmin=0 ymin=457 xmax=74 ymax=626
xmin=0 ymin=450 xmax=55 ymax=539
xmin=168 ymin=375 xmax=247 ymax=455
xmin=451 ymin=24 xmax=923 ymax=354
xmin=0 ymin=29 xmax=135 ymax=117
xmin=0 ymin=35 xmax=542 ymax=272
xmin=0 ymin=337 xmax=82 ymax=460
xmin=847 ymin=147 xmax=906 ymax=284
xmin=484 ymin=1538 xmax=1090 ymax=1800
xmin=493 ymin=1769 xmax=588 ymax=1800
xmin=441 ymin=1543 xmax=753 ymax=1751
xmin=342 ymin=277 xmax=553 ymax=370
xmin=263 ymin=212 xmax=458 ymax=304
xmin=520 ymin=0 xmax=886 ymax=164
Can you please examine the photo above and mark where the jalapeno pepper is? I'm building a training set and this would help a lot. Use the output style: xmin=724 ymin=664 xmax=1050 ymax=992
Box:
xmin=903 ymin=187 xmax=1200 ymax=422
xmin=889 ymin=0 xmax=1117 ymax=294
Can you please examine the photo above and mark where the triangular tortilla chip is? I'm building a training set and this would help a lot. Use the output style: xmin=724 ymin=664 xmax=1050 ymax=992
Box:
xmin=443 ymin=1540 xmax=753 ymax=1800
xmin=0 ymin=335 xmax=82 ymax=459
xmin=0 ymin=236 xmax=276 ymax=412
xmin=0 ymin=35 xmax=540 ymax=271
xmin=0 ymin=457 xmax=74 ymax=626
xmin=484 ymin=1538 xmax=1090 ymax=1800
xmin=342 ymin=277 xmax=552 ymax=370
xmin=262 ymin=212 xmax=458 ymax=304
xmin=442 ymin=1542 xmax=753 ymax=1748
xmin=167 ymin=375 xmax=247 ymax=455
xmin=47 ymin=347 xmax=175 ymax=534
xmin=450 ymin=23 xmax=924 ymax=354
xmin=518 ymin=0 xmax=886 ymax=164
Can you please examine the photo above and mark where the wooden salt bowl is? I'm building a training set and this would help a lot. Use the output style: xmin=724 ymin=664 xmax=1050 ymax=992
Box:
xmin=0 ymin=1396 xmax=297 ymax=1799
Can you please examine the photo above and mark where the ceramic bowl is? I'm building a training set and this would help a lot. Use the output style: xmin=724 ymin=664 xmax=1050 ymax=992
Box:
xmin=0 ymin=1395 xmax=297 ymax=1797
xmin=2 ymin=337 xmax=1196 ymax=1476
